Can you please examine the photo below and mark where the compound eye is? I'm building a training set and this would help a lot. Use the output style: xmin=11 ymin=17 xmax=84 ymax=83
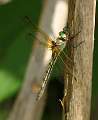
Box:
xmin=59 ymin=31 xmax=66 ymax=39
xmin=59 ymin=31 xmax=62 ymax=36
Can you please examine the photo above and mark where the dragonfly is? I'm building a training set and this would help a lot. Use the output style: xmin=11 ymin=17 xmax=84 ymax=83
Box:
xmin=24 ymin=16 xmax=76 ymax=101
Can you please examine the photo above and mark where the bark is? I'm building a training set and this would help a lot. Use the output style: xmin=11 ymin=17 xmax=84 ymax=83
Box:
xmin=63 ymin=0 xmax=96 ymax=120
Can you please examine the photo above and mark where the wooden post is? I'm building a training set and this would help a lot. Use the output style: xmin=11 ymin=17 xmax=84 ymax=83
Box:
xmin=63 ymin=0 xmax=96 ymax=120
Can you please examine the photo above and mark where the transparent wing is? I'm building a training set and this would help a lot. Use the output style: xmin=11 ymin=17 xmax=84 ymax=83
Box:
xmin=32 ymin=50 xmax=61 ymax=101
xmin=35 ymin=49 xmax=75 ymax=101
xmin=24 ymin=16 xmax=53 ymax=47
xmin=24 ymin=16 xmax=74 ymax=62
xmin=24 ymin=16 xmax=77 ymax=100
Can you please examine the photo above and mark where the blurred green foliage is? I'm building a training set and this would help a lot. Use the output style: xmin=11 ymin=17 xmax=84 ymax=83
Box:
xmin=0 ymin=0 xmax=42 ymax=102
xmin=0 ymin=0 xmax=42 ymax=119
xmin=0 ymin=0 xmax=63 ymax=120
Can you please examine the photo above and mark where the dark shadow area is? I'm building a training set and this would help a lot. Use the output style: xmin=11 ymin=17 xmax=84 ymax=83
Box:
xmin=90 ymin=3 xmax=98 ymax=120
xmin=42 ymin=77 xmax=64 ymax=120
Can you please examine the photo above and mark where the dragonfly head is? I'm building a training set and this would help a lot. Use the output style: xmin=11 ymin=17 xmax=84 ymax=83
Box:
xmin=58 ymin=26 xmax=69 ymax=42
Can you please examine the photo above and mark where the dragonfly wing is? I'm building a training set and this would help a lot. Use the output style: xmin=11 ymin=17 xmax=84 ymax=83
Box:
xmin=24 ymin=16 xmax=53 ymax=45
xmin=36 ymin=51 xmax=61 ymax=101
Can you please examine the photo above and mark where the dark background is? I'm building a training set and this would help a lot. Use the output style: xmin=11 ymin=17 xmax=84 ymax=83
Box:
xmin=91 ymin=3 xmax=98 ymax=120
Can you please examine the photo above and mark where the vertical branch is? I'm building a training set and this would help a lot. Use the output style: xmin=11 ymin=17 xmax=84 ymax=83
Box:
xmin=63 ymin=0 xmax=96 ymax=120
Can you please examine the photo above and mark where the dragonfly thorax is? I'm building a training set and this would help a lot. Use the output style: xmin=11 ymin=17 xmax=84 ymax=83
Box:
xmin=55 ymin=38 xmax=66 ymax=51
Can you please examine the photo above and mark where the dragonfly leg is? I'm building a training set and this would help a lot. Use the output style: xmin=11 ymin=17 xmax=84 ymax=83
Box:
xmin=59 ymin=88 xmax=69 ymax=119
xmin=58 ymin=55 xmax=77 ymax=81
xmin=72 ymin=40 xmax=85 ymax=48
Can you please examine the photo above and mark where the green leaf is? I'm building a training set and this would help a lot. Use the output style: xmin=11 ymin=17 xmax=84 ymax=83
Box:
xmin=0 ymin=70 xmax=21 ymax=102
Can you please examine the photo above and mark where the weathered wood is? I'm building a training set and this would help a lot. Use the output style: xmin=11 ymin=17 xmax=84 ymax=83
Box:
xmin=63 ymin=0 xmax=96 ymax=120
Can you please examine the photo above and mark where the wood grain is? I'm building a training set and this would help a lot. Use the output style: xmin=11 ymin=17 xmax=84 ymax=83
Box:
xmin=63 ymin=0 xmax=96 ymax=120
